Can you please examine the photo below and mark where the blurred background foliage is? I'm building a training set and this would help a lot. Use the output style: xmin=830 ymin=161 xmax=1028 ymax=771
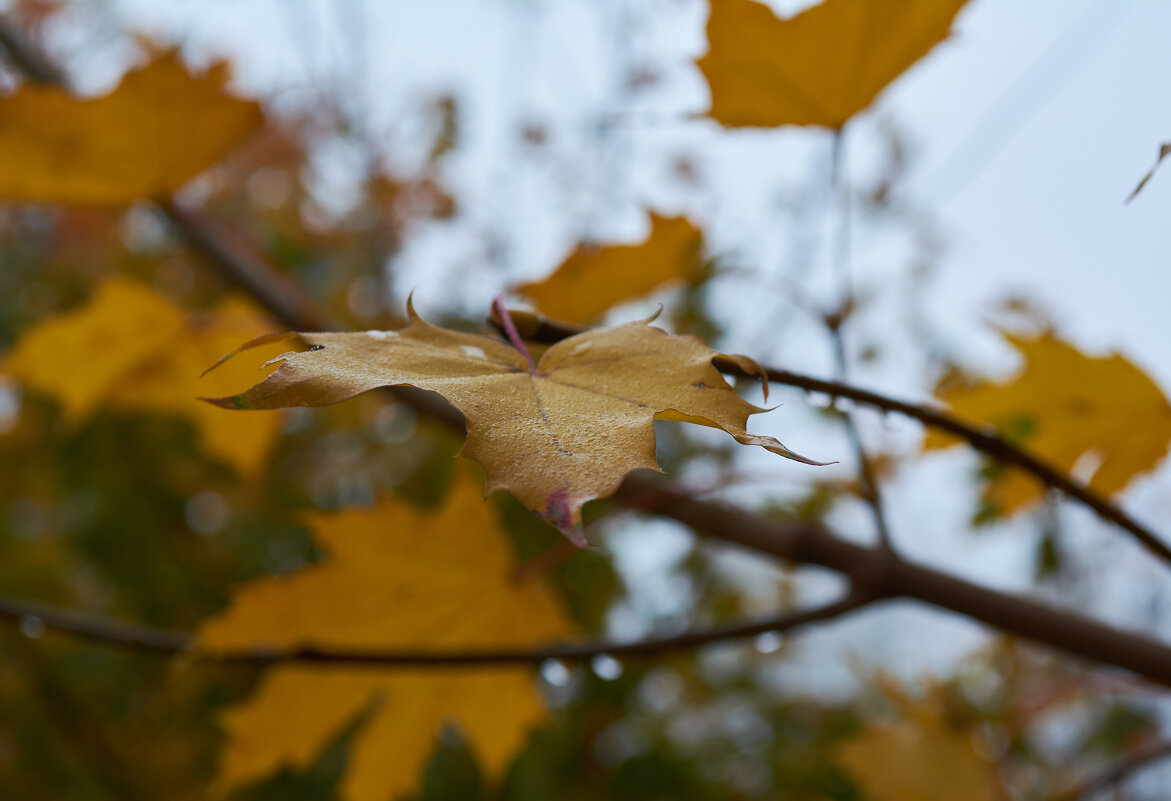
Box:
xmin=0 ymin=0 xmax=1168 ymax=799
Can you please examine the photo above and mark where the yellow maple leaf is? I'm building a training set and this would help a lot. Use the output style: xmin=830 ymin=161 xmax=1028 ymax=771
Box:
xmin=696 ymin=0 xmax=968 ymax=129
xmin=0 ymin=52 xmax=263 ymax=205
xmin=517 ymin=213 xmax=704 ymax=324
xmin=2 ymin=278 xmax=284 ymax=475
xmin=926 ymin=332 xmax=1171 ymax=515
xmin=196 ymin=475 xmax=576 ymax=801
xmin=839 ymin=700 xmax=1002 ymax=801
xmin=204 ymin=304 xmax=825 ymax=543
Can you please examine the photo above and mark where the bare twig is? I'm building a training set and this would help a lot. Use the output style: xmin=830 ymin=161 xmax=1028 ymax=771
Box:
xmin=0 ymin=17 xmax=63 ymax=83
xmin=829 ymin=333 xmax=896 ymax=554
xmin=735 ymin=360 xmax=1171 ymax=568
xmin=826 ymin=126 xmax=897 ymax=556
xmin=0 ymin=591 xmax=872 ymax=667
xmin=1053 ymin=740 xmax=1171 ymax=801
xmin=155 ymin=198 xmax=327 ymax=332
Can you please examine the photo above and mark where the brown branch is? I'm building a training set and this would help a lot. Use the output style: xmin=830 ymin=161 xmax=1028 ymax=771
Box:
xmin=0 ymin=17 xmax=64 ymax=84
xmin=1053 ymin=740 xmax=1171 ymax=801
xmin=734 ymin=360 xmax=1171 ymax=568
xmin=5 ymin=17 xmax=1171 ymax=688
xmin=620 ymin=483 xmax=1171 ymax=688
xmin=0 ymin=591 xmax=872 ymax=667
xmin=155 ymin=198 xmax=327 ymax=332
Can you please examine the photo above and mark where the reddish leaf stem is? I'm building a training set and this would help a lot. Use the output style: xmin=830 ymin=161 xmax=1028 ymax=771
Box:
xmin=493 ymin=295 xmax=537 ymax=371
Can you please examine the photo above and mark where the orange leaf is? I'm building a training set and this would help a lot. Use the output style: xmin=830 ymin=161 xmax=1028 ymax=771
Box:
xmin=197 ymin=474 xmax=576 ymax=801
xmin=839 ymin=697 xmax=1002 ymax=801
xmin=697 ymin=0 xmax=968 ymax=129
xmin=2 ymin=278 xmax=284 ymax=475
xmin=926 ymin=332 xmax=1171 ymax=515
xmin=517 ymin=213 xmax=704 ymax=324
xmin=0 ymin=52 xmax=263 ymax=204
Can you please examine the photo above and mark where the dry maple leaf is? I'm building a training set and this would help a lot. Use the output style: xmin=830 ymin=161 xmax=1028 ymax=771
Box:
xmin=2 ymin=278 xmax=285 ymax=475
xmin=839 ymin=699 xmax=1001 ymax=801
xmin=197 ymin=474 xmax=575 ymax=801
xmin=926 ymin=331 xmax=1171 ymax=515
xmin=204 ymin=301 xmax=824 ymax=544
xmin=696 ymin=0 xmax=968 ymax=129
xmin=0 ymin=52 xmax=262 ymax=204
xmin=516 ymin=212 xmax=705 ymax=324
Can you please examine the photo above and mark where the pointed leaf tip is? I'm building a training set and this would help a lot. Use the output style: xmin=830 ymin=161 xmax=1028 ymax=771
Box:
xmin=200 ymin=331 xmax=299 ymax=378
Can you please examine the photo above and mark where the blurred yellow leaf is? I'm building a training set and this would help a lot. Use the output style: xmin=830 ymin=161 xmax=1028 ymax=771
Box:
xmin=926 ymin=332 xmax=1171 ymax=514
xmin=204 ymin=307 xmax=824 ymax=542
xmin=2 ymin=278 xmax=283 ymax=475
xmin=196 ymin=475 xmax=575 ymax=801
xmin=696 ymin=0 xmax=968 ymax=129
xmin=0 ymin=52 xmax=263 ymax=204
xmin=517 ymin=213 xmax=704 ymax=324
xmin=839 ymin=701 xmax=1001 ymax=801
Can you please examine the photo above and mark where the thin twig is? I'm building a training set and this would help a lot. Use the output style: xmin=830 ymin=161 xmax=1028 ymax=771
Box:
xmin=738 ymin=360 xmax=1171 ymax=568
xmin=1053 ymin=740 xmax=1171 ymax=801
xmin=826 ymin=126 xmax=897 ymax=556
xmin=0 ymin=17 xmax=64 ymax=83
xmin=0 ymin=591 xmax=872 ymax=667
xmin=156 ymin=198 xmax=327 ymax=331
xmin=830 ymin=334 xmax=896 ymax=554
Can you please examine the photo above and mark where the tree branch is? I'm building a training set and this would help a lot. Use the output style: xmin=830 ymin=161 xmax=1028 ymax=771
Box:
xmin=155 ymin=198 xmax=328 ymax=332
xmin=1053 ymin=740 xmax=1171 ymax=801
xmin=0 ymin=591 xmax=873 ymax=667
xmin=0 ymin=17 xmax=64 ymax=84
xmin=731 ymin=359 xmax=1171 ymax=568
xmin=620 ymin=483 xmax=1171 ymax=688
